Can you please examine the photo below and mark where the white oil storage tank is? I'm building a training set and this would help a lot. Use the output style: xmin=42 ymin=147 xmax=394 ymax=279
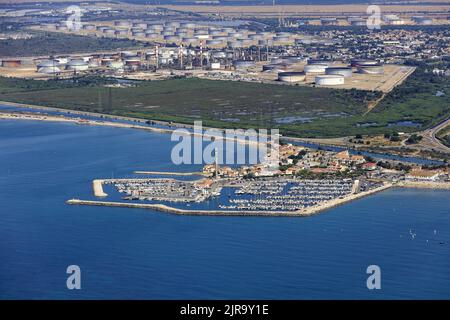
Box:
xmin=233 ymin=60 xmax=256 ymax=69
xmin=304 ymin=64 xmax=328 ymax=73
xmin=278 ymin=72 xmax=306 ymax=83
xmin=357 ymin=64 xmax=384 ymax=74
xmin=315 ymin=74 xmax=345 ymax=86
xmin=66 ymin=59 xmax=89 ymax=71
xmin=325 ymin=67 xmax=353 ymax=77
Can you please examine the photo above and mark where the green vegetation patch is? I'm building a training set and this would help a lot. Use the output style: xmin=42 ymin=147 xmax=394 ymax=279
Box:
xmin=0 ymin=32 xmax=146 ymax=57
xmin=1 ymin=64 xmax=449 ymax=139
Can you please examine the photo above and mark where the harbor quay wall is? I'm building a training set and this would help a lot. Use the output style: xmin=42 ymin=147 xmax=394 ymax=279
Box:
xmin=397 ymin=181 xmax=450 ymax=189
xmin=68 ymin=183 xmax=393 ymax=217
xmin=301 ymin=183 xmax=393 ymax=216
xmin=66 ymin=199 xmax=305 ymax=217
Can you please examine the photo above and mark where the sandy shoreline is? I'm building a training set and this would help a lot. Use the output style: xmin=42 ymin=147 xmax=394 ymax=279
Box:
xmin=2 ymin=100 xmax=447 ymax=165
xmin=0 ymin=106 xmax=268 ymax=148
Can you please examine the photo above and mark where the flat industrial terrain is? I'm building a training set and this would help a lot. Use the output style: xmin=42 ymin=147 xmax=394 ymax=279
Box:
xmin=242 ymin=63 xmax=415 ymax=93
xmin=159 ymin=4 xmax=450 ymax=18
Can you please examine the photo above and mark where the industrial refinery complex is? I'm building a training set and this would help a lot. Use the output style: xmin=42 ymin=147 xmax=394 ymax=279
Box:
xmin=0 ymin=15 xmax=423 ymax=92
xmin=2 ymin=1 xmax=449 ymax=93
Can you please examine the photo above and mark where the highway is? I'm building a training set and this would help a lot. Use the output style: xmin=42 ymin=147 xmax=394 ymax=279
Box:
xmin=418 ymin=117 xmax=450 ymax=154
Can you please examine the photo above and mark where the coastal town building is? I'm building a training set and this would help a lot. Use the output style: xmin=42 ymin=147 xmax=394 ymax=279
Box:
xmin=405 ymin=169 xmax=442 ymax=181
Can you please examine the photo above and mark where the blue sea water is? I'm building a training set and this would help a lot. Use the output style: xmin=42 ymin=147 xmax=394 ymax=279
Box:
xmin=0 ymin=119 xmax=450 ymax=299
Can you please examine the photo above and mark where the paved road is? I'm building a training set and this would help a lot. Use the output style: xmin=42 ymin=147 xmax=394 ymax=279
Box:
xmin=418 ymin=117 xmax=450 ymax=154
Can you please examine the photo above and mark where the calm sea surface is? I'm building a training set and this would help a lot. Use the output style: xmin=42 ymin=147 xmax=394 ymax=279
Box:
xmin=0 ymin=119 xmax=449 ymax=299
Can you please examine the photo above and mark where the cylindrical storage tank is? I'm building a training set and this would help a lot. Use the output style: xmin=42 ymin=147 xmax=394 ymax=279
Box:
xmin=66 ymin=59 xmax=89 ymax=71
xmin=229 ymin=32 xmax=243 ymax=38
xmin=174 ymin=32 xmax=187 ymax=38
xmin=164 ymin=35 xmax=179 ymax=41
xmin=222 ymin=27 xmax=234 ymax=33
xmin=233 ymin=60 xmax=256 ymax=69
xmin=390 ymin=19 xmax=405 ymax=25
xmin=228 ymin=40 xmax=243 ymax=48
xmin=133 ymin=22 xmax=147 ymax=29
xmin=321 ymin=18 xmax=338 ymax=25
xmin=296 ymin=38 xmax=315 ymax=45
xmin=248 ymin=34 xmax=263 ymax=40
xmin=130 ymin=27 xmax=144 ymax=33
xmin=278 ymin=72 xmax=306 ymax=83
xmin=211 ymin=51 xmax=227 ymax=59
xmin=107 ymin=60 xmax=124 ymax=69
xmin=239 ymin=39 xmax=252 ymax=46
xmin=88 ymin=59 xmax=100 ymax=68
xmin=148 ymin=23 xmax=164 ymax=31
xmin=350 ymin=18 xmax=366 ymax=26
xmin=351 ymin=59 xmax=378 ymax=67
xmin=273 ymin=36 xmax=290 ymax=42
xmin=115 ymin=29 xmax=128 ymax=36
xmin=212 ymin=36 xmax=227 ymax=41
xmin=81 ymin=56 xmax=92 ymax=63
xmin=115 ymin=21 xmax=131 ymax=28
xmin=180 ymin=22 xmax=196 ymax=28
xmin=145 ymin=32 xmax=159 ymax=39
xmin=165 ymin=21 xmax=180 ymax=28
xmin=56 ymin=25 xmax=68 ymax=31
xmin=54 ymin=57 xmax=69 ymax=64
xmin=304 ymin=64 xmax=328 ymax=73
xmin=258 ymin=31 xmax=272 ymax=37
xmin=125 ymin=57 xmax=141 ymax=66
xmin=182 ymin=37 xmax=198 ymax=44
xmin=1 ymin=59 xmax=22 ymax=68
xmin=307 ymin=59 xmax=332 ymax=66
xmin=211 ymin=62 xmax=221 ymax=70
xmin=270 ymin=58 xmax=284 ymax=64
xmin=275 ymin=32 xmax=290 ymax=37
xmin=194 ymin=29 xmax=208 ymax=35
xmin=411 ymin=16 xmax=433 ymax=25
xmin=37 ymin=60 xmax=59 ymax=68
xmin=357 ymin=64 xmax=384 ymax=74
xmin=281 ymin=56 xmax=304 ymax=64
xmin=325 ymin=67 xmax=353 ymax=77
xmin=41 ymin=23 xmax=56 ymax=29
xmin=258 ymin=39 xmax=273 ymax=46
xmin=101 ymin=58 xmax=113 ymax=66
xmin=315 ymin=75 xmax=345 ymax=85
xmin=206 ymin=39 xmax=223 ymax=46
xmin=132 ymin=31 xmax=146 ymax=37
xmin=38 ymin=66 xmax=61 ymax=74
xmin=263 ymin=63 xmax=290 ymax=72
xmin=176 ymin=28 xmax=190 ymax=33
xmin=195 ymin=34 xmax=209 ymax=40
xmin=83 ymin=24 xmax=96 ymax=31
xmin=103 ymin=28 xmax=115 ymax=36
xmin=121 ymin=51 xmax=135 ymax=58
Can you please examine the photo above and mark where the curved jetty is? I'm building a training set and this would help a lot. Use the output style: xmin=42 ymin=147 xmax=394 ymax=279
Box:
xmin=66 ymin=199 xmax=304 ymax=216
xmin=67 ymin=183 xmax=392 ymax=217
